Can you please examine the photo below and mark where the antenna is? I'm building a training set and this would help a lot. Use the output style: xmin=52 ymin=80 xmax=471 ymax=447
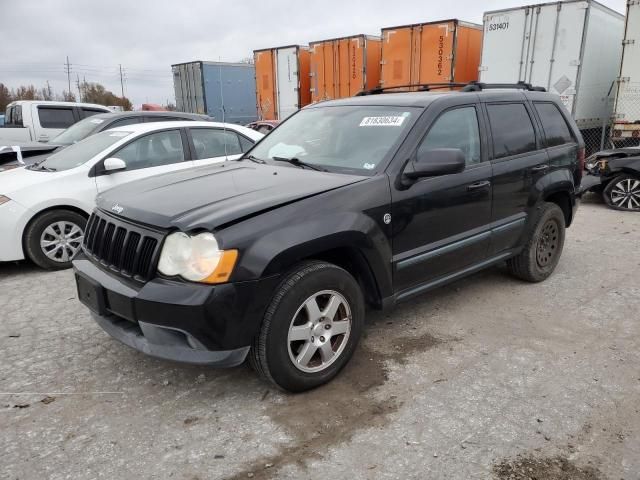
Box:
xmin=219 ymin=64 xmax=228 ymax=157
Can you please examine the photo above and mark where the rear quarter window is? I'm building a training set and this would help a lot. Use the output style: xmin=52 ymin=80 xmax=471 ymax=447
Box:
xmin=38 ymin=107 xmax=76 ymax=128
xmin=487 ymin=103 xmax=537 ymax=159
xmin=534 ymin=102 xmax=575 ymax=147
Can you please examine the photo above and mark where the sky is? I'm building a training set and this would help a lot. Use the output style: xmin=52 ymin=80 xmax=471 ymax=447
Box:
xmin=0 ymin=0 xmax=627 ymax=108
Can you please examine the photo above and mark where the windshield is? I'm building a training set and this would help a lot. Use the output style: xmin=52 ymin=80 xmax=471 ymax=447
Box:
xmin=248 ymin=105 xmax=420 ymax=175
xmin=50 ymin=116 xmax=107 ymax=145
xmin=38 ymin=130 xmax=132 ymax=171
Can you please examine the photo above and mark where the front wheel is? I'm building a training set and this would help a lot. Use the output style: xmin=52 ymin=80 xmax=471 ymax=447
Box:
xmin=24 ymin=210 xmax=87 ymax=270
xmin=603 ymin=174 xmax=640 ymax=211
xmin=507 ymin=202 xmax=566 ymax=282
xmin=249 ymin=261 xmax=364 ymax=392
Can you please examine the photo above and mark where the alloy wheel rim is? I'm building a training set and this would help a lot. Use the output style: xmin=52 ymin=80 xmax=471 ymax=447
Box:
xmin=536 ymin=220 xmax=559 ymax=268
xmin=287 ymin=290 xmax=352 ymax=373
xmin=610 ymin=178 xmax=640 ymax=210
xmin=40 ymin=221 xmax=84 ymax=263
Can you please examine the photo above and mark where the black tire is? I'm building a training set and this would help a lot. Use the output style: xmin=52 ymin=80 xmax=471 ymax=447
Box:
xmin=507 ymin=202 xmax=566 ymax=283
xmin=249 ymin=261 xmax=365 ymax=392
xmin=603 ymin=174 xmax=640 ymax=212
xmin=24 ymin=209 xmax=87 ymax=270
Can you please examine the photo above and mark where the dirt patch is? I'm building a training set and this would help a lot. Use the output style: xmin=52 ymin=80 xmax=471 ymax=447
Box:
xmin=493 ymin=455 xmax=602 ymax=480
xmin=228 ymin=331 xmax=445 ymax=480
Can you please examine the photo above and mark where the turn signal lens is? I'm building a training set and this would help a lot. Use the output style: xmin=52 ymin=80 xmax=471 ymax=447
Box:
xmin=202 ymin=250 xmax=238 ymax=284
xmin=0 ymin=195 xmax=11 ymax=206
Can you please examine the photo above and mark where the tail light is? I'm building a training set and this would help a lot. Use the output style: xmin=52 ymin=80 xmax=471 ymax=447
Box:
xmin=577 ymin=147 xmax=585 ymax=181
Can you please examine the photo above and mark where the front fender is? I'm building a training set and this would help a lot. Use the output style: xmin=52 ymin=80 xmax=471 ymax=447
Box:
xmin=236 ymin=211 xmax=393 ymax=298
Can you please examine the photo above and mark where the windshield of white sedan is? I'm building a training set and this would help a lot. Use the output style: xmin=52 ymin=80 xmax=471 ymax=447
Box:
xmin=36 ymin=130 xmax=131 ymax=171
xmin=248 ymin=106 xmax=419 ymax=174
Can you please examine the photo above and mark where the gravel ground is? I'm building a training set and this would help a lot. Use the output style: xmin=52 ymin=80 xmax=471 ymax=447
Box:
xmin=1 ymin=197 xmax=639 ymax=480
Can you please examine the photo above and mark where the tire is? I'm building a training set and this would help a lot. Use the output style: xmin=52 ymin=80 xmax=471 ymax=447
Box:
xmin=507 ymin=202 xmax=566 ymax=283
xmin=249 ymin=261 xmax=365 ymax=392
xmin=24 ymin=210 xmax=87 ymax=270
xmin=603 ymin=174 xmax=640 ymax=212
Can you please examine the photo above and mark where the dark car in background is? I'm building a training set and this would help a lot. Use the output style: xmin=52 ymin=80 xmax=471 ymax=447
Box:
xmin=0 ymin=111 xmax=213 ymax=170
xmin=582 ymin=147 xmax=640 ymax=211
xmin=246 ymin=120 xmax=279 ymax=134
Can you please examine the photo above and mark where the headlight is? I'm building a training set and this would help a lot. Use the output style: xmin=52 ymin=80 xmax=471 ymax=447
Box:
xmin=157 ymin=232 xmax=238 ymax=284
xmin=0 ymin=195 xmax=10 ymax=206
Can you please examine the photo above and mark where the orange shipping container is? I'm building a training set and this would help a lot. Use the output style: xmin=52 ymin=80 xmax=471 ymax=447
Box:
xmin=309 ymin=35 xmax=381 ymax=102
xmin=254 ymin=45 xmax=311 ymax=121
xmin=380 ymin=19 xmax=482 ymax=89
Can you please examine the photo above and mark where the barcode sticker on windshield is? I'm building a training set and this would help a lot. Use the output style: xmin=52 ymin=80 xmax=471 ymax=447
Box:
xmin=359 ymin=116 xmax=406 ymax=127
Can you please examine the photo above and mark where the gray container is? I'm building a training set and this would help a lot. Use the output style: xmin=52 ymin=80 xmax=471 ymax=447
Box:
xmin=480 ymin=0 xmax=624 ymax=129
xmin=172 ymin=61 xmax=258 ymax=125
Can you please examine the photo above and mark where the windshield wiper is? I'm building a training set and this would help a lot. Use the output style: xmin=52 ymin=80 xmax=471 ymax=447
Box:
xmin=241 ymin=154 xmax=266 ymax=164
xmin=272 ymin=156 xmax=328 ymax=172
xmin=28 ymin=163 xmax=56 ymax=171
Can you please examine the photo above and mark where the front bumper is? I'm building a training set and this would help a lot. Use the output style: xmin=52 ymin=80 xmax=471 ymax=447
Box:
xmin=73 ymin=254 xmax=280 ymax=366
xmin=0 ymin=200 xmax=30 ymax=262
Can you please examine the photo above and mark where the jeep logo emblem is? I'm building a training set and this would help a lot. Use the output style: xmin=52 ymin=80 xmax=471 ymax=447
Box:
xmin=111 ymin=204 xmax=124 ymax=214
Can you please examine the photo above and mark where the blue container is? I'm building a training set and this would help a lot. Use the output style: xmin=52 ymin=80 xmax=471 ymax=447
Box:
xmin=172 ymin=61 xmax=257 ymax=125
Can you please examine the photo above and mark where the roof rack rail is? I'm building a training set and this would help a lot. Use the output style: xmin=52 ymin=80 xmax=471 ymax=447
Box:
xmin=355 ymin=83 xmax=468 ymax=96
xmin=460 ymin=81 xmax=546 ymax=92
xmin=356 ymin=81 xmax=546 ymax=96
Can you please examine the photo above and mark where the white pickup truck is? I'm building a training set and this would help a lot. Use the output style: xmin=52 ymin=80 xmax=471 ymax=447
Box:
xmin=1 ymin=100 xmax=111 ymax=143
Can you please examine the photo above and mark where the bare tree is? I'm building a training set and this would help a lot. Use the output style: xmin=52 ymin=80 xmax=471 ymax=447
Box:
xmin=12 ymin=85 xmax=41 ymax=101
xmin=0 ymin=83 xmax=11 ymax=111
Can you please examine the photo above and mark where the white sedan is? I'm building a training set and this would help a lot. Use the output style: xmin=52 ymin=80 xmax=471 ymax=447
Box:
xmin=0 ymin=121 xmax=263 ymax=269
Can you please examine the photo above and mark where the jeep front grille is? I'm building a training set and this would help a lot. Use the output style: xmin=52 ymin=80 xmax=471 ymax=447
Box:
xmin=82 ymin=211 xmax=162 ymax=281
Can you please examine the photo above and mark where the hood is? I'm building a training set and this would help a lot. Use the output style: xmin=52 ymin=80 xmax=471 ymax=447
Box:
xmin=0 ymin=164 xmax=80 ymax=196
xmin=97 ymin=161 xmax=366 ymax=230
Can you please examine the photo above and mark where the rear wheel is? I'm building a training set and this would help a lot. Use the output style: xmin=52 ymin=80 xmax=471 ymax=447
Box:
xmin=249 ymin=261 xmax=364 ymax=392
xmin=24 ymin=210 xmax=86 ymax=270
xmin=603 ymin=174 xmax=640 ymax=211
xmin=507 ymin=202 xmax=566 ymax=282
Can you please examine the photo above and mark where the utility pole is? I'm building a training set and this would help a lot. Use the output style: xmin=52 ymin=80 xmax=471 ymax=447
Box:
xmin=64 ymin=56 xmax=72 ymax=95
xmin=119 ymin=64 xmax=125 ymax=98
xmin=76 ymin=74 xmax=82 ymax=101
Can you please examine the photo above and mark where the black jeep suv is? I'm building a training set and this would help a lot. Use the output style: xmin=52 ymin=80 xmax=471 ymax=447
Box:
xmin=73 ymin=83 xmax=584 ymax=392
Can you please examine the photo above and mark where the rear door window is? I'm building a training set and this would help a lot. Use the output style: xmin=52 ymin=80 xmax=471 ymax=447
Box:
xmin=38 ymin=107 xmax=76 ymax=128
xmin=534 ymin=102 xmax=575 ymax=147
xmin=190 ymin=128 xmax=244 ymax=159
xmin=487 ymin=103 xmax=537 ymax=159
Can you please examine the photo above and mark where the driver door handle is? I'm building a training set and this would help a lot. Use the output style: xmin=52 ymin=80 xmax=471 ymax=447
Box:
xmin=467 ymin=180 xmax=491 ymax=191
xmin=531 ymin=164 xmax=549 ymax=172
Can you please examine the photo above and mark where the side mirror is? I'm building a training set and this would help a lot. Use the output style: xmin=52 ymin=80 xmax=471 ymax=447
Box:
xmin=103 ymin=157 xmax=126 ymax=172
xmin=404 ymin=148 xmax=466 ymax=179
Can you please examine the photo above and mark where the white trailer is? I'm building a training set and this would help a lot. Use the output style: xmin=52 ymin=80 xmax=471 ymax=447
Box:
xmin=612 ymin=0 xmax=640 ymax=143
xmin=480 ymin=1 xmax=624 ymax=131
